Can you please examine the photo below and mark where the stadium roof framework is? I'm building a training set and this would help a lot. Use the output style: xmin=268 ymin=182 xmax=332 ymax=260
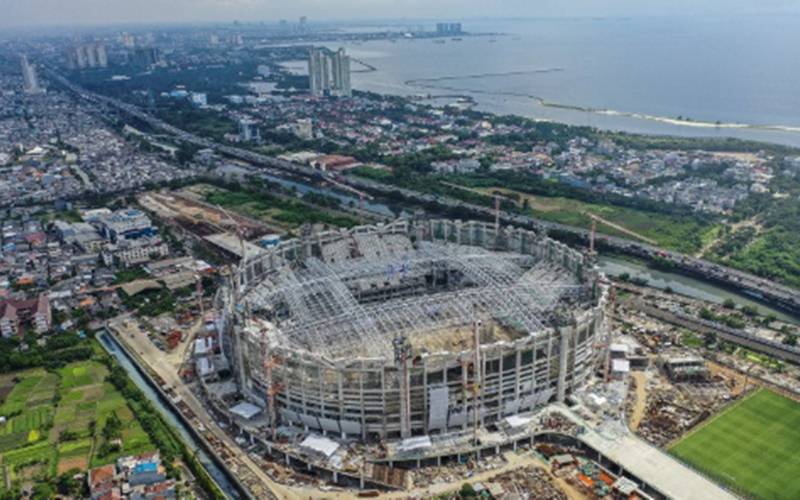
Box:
xmin=240 ymin=235 xmax=586 ymax=360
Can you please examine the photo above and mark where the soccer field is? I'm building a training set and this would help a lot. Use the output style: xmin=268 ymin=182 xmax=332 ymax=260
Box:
xmin=669 ymin=389 xmax=800 ymax=500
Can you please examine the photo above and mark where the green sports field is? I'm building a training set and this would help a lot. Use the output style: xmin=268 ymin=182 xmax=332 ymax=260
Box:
xmin=669 ymin=389 xmax=800 ymax=500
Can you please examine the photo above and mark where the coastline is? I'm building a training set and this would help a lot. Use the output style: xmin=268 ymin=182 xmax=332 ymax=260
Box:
xmin=403 ymin=74 xmax=800 ymax=135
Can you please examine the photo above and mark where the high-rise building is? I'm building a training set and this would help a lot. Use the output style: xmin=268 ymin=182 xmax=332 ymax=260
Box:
xmin=133 ymin=47 xmax=162 ymax=68
xmin=239 ymin=119 xmax=261 ymax=142
xmin=96 ymin=44 xmax=108 ymax=67
xmin=120 ymin=32 xmax=136 ymax=48
xmin=66 ymin=44 xmax=108 ymax=70
xmin=20 ymin=55 xmax=41 ymax=94
xmin=308 ymin=47 xmax=352 ymax=98
xmin=308 ymin=48 xmax=325 ymax=97
xmin=436 ymin=22 xmax=463 ymax=35
xmin=333 ymin=48 xmax=351 ymax=98
xmin=86 ymin=45 xmax=98 ymax=68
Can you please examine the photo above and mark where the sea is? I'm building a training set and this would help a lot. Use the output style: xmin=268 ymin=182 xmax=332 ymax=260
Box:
xmin=295 ymin=16 xmax=800 ymax=147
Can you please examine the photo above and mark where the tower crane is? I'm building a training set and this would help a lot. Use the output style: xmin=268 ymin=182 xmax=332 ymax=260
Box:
xmin=262 ymin=346 xmax=283 ymax=442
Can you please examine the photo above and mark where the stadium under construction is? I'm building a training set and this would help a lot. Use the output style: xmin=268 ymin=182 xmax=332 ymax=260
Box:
xmin=215 ymin=218 xmax=609 ymax=442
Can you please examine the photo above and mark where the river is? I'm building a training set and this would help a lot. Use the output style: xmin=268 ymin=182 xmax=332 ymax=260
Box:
xmin=597 ymin=255 xmax=799 ymax=325
xmin=97 ymin=331 xmax=240 ymax=499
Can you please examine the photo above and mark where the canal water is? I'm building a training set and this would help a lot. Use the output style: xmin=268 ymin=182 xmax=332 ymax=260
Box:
xmin=260 ymin=172 xmax=400 ymax=218
xmin=597 ymin=255 xmax=799 ymax=325
xmin=97 ymin=331 xmax=240 ymax=499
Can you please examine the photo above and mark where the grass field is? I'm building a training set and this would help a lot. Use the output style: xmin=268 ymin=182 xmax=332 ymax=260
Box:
xmin=196 ymin=184 xmax=360 ymax=230
xmin=669 ymin=389 xmax=800 ymax=499
xmin=0 ymin=360 xmax=156 ymax=490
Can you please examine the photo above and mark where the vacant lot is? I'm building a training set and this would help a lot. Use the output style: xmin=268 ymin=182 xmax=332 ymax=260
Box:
xmin=670 ymin=389 xmax=800 ymax=500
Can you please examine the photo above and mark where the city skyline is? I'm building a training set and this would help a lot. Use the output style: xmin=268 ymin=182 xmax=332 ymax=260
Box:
xmin=1 ymin=0 xmax=799 ymax=28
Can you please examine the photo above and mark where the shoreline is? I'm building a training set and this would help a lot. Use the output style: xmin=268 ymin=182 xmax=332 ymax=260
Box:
xmin=402 ymin=75 xmax=800 ymax=136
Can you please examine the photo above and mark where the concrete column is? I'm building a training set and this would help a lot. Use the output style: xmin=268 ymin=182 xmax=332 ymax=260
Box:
xmin=557 ymin=326 xmax=573 ymax=403
xmin=399 ymin=364 xmax=411 ymax=439
xmin=337 ymin=367 xmax=344 ymax=424
xmin=514 ymin=347 xmax=521 ymax=401
xmin=422 ymin=361 xmax=429 ymax=435
xmin=380 ymin=368 xmax=388 ymax=438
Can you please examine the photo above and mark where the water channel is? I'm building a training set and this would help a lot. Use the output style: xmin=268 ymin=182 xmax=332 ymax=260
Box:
xmin=597 ymin=255 xmax=799 ymax=325
xmin=97 ymin=331 xmax=240 ymax=499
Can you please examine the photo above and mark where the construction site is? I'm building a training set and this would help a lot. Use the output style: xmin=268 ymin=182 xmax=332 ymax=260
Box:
xmin=169 ymin=218 xmax=755 ymax=499
xmin=96 ymin=211 xmax=789 ymax=498
xmin=215 ymin=218 xmax=607 ymax=441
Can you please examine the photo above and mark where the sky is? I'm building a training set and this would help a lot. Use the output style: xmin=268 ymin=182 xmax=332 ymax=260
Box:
xmin=0 ymin=0 xmax=798 ymax=28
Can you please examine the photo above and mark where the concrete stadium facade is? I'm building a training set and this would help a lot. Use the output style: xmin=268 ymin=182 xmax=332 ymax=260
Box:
xmin=219 ymin=219 xmax=608 ymax=442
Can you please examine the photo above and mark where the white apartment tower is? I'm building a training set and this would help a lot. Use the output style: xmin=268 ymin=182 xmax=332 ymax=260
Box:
xmin=20 ymin=55 xmax=41 ymax=94
xmin=308 ymin=47 xmax=352 ymax=98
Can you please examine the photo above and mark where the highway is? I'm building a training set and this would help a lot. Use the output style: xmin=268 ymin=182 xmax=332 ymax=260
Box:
xmin=628 ymin=301 xmax=800 ymax=365
xmin=47 ymin=68 xmax=800 ymax=317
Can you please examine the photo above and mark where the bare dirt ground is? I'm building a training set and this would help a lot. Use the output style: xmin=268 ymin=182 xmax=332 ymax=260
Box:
xmin=57 ymin=456 xmax=88 ymax=475
xmin=707 ymin=361 xmax=750 ymax=397
xmin=628 ymin=371 xmax=649 ymax=431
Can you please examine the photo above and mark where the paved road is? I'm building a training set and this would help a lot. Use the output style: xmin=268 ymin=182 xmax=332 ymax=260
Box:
xmin=108 ymin=317 xmax=289 ymax=499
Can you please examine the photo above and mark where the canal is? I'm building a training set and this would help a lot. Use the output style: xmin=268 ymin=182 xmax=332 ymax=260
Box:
xmin=597 ymin=255 xmax=800 ymax=325
xmin=97 ymin=331 xmax=241 ymax=499
xmin=260 ymin=172 xmax=400 ymax=218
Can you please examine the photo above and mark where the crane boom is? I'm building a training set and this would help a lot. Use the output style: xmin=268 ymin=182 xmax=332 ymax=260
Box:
xmin=585 ymin=211 xmax=657 ymax=247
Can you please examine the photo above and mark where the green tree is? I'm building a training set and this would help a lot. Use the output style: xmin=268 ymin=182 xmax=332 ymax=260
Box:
xmin=459 ymin=483 xmax=478 ymax=498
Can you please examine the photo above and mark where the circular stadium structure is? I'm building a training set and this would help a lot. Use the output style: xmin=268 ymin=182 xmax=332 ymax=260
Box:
xmin=218 ymin=219 xmax=608 ymax=442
